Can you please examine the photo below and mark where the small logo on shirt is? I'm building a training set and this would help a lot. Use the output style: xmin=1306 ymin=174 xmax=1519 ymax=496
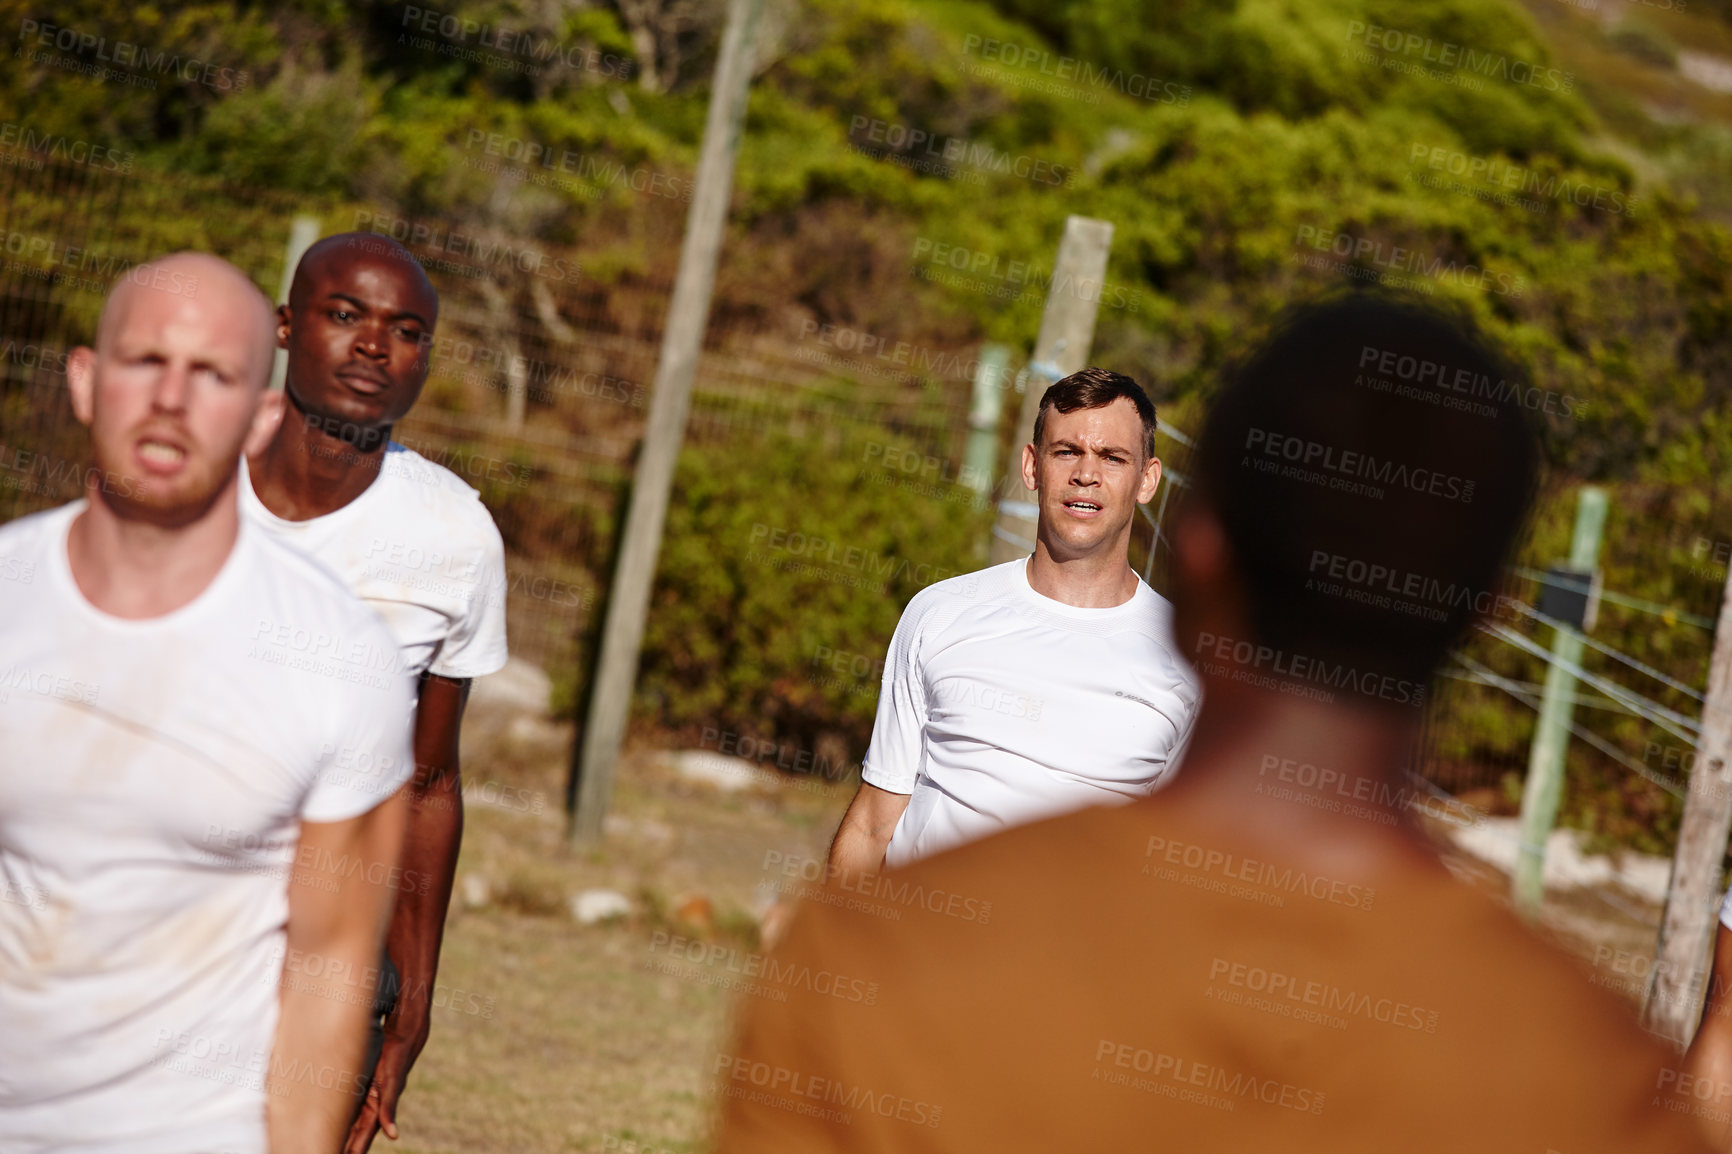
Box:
xmin=1115 ymin=690 xmax=1162 ymax=712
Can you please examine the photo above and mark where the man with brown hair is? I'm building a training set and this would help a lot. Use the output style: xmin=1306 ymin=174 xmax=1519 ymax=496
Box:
xmin=719 ymin=295 xmax=1712 ymax=1153
xmin=827 ymin=366 xmax=1199 ymax=876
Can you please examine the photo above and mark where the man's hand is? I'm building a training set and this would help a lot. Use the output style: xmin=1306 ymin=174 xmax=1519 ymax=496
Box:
xmin=342 ymin=672 xmax=470 ymax=1154
xmin=827 ymin=782 xmax=911 ymax=880
xmin=343 ymin=1009 xmax=428 ymax=1153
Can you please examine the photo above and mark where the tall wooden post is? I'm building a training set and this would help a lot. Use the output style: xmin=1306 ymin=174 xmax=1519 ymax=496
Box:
xmin=568 ymin=0 xmax=766 ymax=845
xmin=987 ymin=216 xmax=1114 ymax=565
xmin=1645 ymin=565 xmax=1732 ymax=1045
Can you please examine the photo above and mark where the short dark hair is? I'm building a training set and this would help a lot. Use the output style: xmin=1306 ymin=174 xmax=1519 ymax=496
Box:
xmin=1034 ymin=367 xmax=1158 ymax=460
xmin=1189 ymin=294 xmax=1541 ymax=688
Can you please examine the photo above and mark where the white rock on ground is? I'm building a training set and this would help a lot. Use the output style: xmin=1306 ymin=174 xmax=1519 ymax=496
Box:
xmin=571 ymin=888 xmax=633 ymax=925
xmin=458 ymin=874 xmax=491 ymax=909
xmin=670 ymin=750 xmax=778 ymax=793
xmin=1446 ymin=816 xmax=1672 ymax=904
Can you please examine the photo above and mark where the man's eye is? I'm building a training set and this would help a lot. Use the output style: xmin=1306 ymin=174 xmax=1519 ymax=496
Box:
xmin=331 ymin=310 xmax=354 ymax=322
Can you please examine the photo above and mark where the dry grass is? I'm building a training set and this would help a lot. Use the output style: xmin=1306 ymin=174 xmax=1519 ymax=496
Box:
xmin=388 ymin=708 xmax=852 ymax=1154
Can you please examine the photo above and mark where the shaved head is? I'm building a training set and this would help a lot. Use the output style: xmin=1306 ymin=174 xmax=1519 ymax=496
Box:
xmin=98 ymin=252 xmax=277 ymax=390
xmin=274 ymin=231 xmax=440 ymax=439
xmin=66 ymin=250 xmax=286 ymax=528
xmin=290 ymin=233 xmax=436 ymax=314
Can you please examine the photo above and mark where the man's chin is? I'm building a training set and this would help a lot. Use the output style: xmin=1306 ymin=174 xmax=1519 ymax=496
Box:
xmin=290 ymin=383 xmax=399 ymax=438
xmin=1042 ymin=516 xmax=1131 ymax=558
xmin=93 ymin=464 xmax=234 ymax=529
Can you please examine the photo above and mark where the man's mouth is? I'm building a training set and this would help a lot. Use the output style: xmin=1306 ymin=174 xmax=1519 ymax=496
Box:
xmin=135 ymin=438 xmax=188 ymax=473
xmin=335 ymin=368 xmax=389 ymax=395
xmin=1063 ymin=499 xmax=1103 ymax=514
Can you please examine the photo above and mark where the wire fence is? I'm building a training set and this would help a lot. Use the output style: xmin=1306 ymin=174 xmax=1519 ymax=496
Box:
xmin=3 ymin=144 xmax=1726 ymax=854
xmin=0 ymin=150 xmax=996 ymax=685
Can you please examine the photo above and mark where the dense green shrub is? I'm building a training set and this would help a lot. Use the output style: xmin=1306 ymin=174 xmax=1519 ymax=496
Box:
xmin=635 ymin=425 xmax=990 ymax=761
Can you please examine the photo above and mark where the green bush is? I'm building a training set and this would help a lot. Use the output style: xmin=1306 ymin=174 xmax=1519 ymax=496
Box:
xmin=634 ymin=423 xmax=990 ymax=762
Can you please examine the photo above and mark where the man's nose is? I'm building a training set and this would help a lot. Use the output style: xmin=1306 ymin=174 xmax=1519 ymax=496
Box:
xmin=152 ymin=362 xmax=190 ymax=412
xmin=353 ymin=325 xmax=389 ymax=360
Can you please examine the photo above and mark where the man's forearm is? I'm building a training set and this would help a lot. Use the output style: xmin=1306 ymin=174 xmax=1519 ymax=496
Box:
xmin=826 ymin=784 xmax=909 ymax=879
xmin=827 ymin=821 xmax=890 ymax=879
xmin=385 ymin=767 xmax=464 ymax=1038
xmin=271 ymin=800 xmax=406 ymax=1154
xmin=270 ymin=967 xmax=378 ymax=1153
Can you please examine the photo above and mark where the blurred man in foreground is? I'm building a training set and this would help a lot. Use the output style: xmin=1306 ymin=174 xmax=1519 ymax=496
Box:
xmin=242 ymin=231 xmax=508 ymax=1153
xmin=1679 ymin=891 xmax=1732 ymax=1148
xmin=0 ymin=253 xmax=413 ymax=1153
xmin=827 ymin=367 xmax=1198 ymax=878
xmin=716 ymin=295 xmax=1710 ymax=1152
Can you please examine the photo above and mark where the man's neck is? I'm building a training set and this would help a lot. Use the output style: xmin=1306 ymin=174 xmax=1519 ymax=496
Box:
xmin=67 ymin=479 xmax=241 ymax=620
xmin=1154 ymin=681 xmax=1440 ymax=874
xmin=247 ymin=391 xmax=388 ymax=522
xmin=1026 ymin=534 xmax=1139 ymax=608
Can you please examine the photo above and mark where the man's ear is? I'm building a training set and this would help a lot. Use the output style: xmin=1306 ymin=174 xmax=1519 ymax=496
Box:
xmin=66 ymin=347 xmax=97 ymax=427
xmin=1137 ymin=456 xmax=1163 ymax=505
xmin=275 ymin=302 xmax=292 ymax=351
xmin=1020 ymin=440 xmax=1038 ymax=493
xmin=244 ymin=388 xmax=286 ymax=458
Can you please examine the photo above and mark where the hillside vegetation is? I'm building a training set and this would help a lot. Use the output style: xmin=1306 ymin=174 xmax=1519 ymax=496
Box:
xmin=4 ymin=0 xmax=1732 ymax=850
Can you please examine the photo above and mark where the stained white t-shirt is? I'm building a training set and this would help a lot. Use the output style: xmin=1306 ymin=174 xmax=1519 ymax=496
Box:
xmin=0 ymin=501 xmax=416 ymax=1154
xmin=865 ymin=558 xmax=1200 ymax=869
xmin=240 ymin=443 xmax=509 ymax=681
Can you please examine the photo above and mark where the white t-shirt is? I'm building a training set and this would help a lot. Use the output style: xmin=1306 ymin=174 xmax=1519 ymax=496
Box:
xmin=240 ymin=443 xmax=509 ymax=681
xmin=864 ymin=557 xmax=1200 ymax=869
xmin=0 ymin=501 xmax=416 ymax=1154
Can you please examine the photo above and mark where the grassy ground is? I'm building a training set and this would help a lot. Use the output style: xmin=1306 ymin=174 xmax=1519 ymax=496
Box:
xmin=386 ymin=695 xmax=1671 ymax=1154
xmin=390 ymin=702 xmax=854 ymax=1154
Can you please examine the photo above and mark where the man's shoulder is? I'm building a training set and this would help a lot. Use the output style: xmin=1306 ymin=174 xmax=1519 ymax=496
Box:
xmin=245 ymin=521 xmax=397 ymax=633
xmin=898 ymin=559 xmax=1021 ymax=624
xmin=0 ymin=501 xmax=75 ymax=552
xmin=374 ymin=443 xmax=505 ymax=548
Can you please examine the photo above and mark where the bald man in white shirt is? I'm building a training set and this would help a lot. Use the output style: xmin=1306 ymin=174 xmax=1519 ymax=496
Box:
xmin=0 ymin=254 xmax=412 ymax=1154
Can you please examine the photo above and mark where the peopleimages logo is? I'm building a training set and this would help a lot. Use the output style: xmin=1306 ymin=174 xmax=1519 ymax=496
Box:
xmin=1293 ymin=226 xmax=1525 ymax=298
xmin=961 ymin=35 xmax=1192 ymax=105
xmin=16 ymin=19 xmax=251 ymax=91
xmin=1306 ymin=548 xmax=1515 ymax=621
xmin=0 ymin=121 xmax=134 ymax=172
xmin=1407 ymin=143 xmax=1637 ymax=217
xmin=1191 ymin=631 xmax=1427 ymax=708
xmin=1356 ymin=343 xmax=1586 ymax=420
xmin=1243 ymin=427 xmax=1476 ymax=504
xmin=1343 ymin=20 xmax=1574 ymax=94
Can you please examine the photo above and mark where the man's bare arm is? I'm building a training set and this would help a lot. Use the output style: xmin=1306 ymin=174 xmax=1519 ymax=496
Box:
xmin=1686 ymin=924 xmax=1732 ymax=1150
xmin=827 ymin=782 xmax=911 ymax=879
xmin=270 ymin=791 xmax=408 ymax=1154
xmin=345 ymin=673 xmax=470 ymax=1154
